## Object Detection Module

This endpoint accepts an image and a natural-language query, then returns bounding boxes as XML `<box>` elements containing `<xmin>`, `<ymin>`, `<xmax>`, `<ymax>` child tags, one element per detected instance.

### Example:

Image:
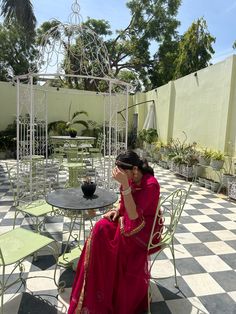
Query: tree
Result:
<box><xmin>174</xmin><ymin>18</ymin><xmax>215</xmax><ymax>79</ymax></box>
<box><xmin>0</xmin><ymin>0</ymin><xmax>36</xmax><ymax>38</ymax></box>
<box><xmin>36</xmin><ymin>0</ymin><xmax>182</xmax><ymax>90</ymax></box>
<box><xmin>149</xmin><ymin>38</ymin><xmax>180</xmax><ymax>87</ymax></box>
<box><xmin>0</xmin><ymin>21</ymin><xmax>38</xmax><ymax>80</ymax></box>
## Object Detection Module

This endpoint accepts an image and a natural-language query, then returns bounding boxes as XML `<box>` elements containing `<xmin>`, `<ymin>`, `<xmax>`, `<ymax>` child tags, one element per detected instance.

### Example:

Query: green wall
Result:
<box><xmin>1</xmin><ymin>54</ymin><xmax>236</xmax><ymax>155</ymax></box>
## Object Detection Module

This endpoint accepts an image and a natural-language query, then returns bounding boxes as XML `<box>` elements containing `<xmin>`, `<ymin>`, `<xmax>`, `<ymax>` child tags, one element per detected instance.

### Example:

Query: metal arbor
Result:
<box><xmin>14</xmin><ymin>0</ymin><xmax>131</xmax><ymax>190</ymax></box>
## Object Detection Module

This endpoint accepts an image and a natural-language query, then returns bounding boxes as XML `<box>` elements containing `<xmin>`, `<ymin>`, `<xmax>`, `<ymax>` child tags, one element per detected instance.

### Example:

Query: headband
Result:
<box><xmin>115</xmin><ymin>160</ymin><xmax>134</xmax><ymax>168</ymax></box>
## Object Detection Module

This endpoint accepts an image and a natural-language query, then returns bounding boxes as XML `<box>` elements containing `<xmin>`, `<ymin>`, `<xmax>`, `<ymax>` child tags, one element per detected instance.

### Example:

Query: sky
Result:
<box><xmin>30</xmin><ymin>0</ymin><xmax>236</xmax><ymax>64</ymax></box>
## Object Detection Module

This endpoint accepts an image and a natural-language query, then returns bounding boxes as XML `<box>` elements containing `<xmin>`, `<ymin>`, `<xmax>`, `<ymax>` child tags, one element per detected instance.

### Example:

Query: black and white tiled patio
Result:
<box><xmin>0</xmin><ymin>160</ymin><xmax>236</xmax><ymax>314</ymax></box>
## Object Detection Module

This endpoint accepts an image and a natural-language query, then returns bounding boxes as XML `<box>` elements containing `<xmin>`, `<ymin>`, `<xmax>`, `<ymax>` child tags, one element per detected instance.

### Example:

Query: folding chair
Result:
<box><xmin>147</xmin><ymin>185</ymin><xmax>191</xmax><ymax>313</ymax></box>
<box><xmin>0</xmin><ymin>227</ymin><xmax>59</xmax><ymax>314</ymax></box>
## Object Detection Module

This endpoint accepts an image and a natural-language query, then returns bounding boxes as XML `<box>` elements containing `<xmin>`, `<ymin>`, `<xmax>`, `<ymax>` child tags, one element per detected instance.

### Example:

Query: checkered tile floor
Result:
<box><xmin>0</xmin><ymin>160</ymin><xmax>236</xmax><ymax>314</ymax></box>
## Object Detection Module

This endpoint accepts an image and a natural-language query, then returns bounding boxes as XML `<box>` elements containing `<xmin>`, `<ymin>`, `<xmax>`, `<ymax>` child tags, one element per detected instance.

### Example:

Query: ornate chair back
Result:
<box><xmin>147</xmin><ymin>185</ymin><xmax>191</xmax><ymax>313</ymax></box>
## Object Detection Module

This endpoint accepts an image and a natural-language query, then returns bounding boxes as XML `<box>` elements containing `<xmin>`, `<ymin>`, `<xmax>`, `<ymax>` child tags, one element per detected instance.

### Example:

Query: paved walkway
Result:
<box><xmin>0</xmin><ymin>160</ymin><xmax>235</xmax><ymax>314</ymax></box>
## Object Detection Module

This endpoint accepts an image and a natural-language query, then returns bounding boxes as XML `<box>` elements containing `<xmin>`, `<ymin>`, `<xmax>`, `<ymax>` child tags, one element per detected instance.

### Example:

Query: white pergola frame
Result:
<box><xmin>15</xmin><ymin>72</ymin><xmax>131</xmax><ymax>191</ymax></box>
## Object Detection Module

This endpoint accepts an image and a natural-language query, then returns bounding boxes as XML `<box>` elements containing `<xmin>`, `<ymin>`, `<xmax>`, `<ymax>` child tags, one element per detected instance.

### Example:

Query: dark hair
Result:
<box><xmin>115</xmin><ymin>150</ymin><xmax>154</xmax><ymax>176</ymax></box>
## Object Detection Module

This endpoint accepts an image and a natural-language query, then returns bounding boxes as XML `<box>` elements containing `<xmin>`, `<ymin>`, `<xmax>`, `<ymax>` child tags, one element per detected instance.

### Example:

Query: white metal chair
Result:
<box><xmin>147</xmin><ymin>185</ymin><xmax>191</xmax><ymax>313</ymax></box>
<box><xmin>0</xmin><ymin>227</ymin><xmax>59</xmax><ymax>314</ymax></box>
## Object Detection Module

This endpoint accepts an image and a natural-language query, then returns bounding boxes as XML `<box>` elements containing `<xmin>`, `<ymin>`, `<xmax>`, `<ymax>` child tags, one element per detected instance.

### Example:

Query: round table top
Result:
<box><xmin>50</xmin><ymin>136</ymin><xmax>95</xmax><ymax>141</ymax></box>
<box><xmin>46</xmin><ymin>187</ymin><xmax>118</xmax><ymax>211</ymax></box>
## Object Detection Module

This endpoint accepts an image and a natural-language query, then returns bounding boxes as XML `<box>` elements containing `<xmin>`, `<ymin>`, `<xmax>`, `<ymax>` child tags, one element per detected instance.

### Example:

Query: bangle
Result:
<box><xmin>121</xmin><ymin>187</ymin><xmax>131</xmax><ymax>196</ymax></box>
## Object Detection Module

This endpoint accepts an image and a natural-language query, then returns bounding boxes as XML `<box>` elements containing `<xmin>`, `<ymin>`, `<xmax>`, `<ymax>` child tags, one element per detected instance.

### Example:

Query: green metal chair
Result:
<box><xmin>62</xmin><ymin>147</ymin><xmax>87</xmax><ymax>187</ymax></box>
<box><xmin>147</xmin><ymin>185</ymin><xmax>191</xmax><ymax>313</ymax></box>
<box><xmin>0</xmin><ymin>227</ymin><xmax>59</xmax><ymax>314</ymax></box>
<box><xmin>5</xmin><ymin>162</ymin><xmax>53</xmax><ymax>232</ymax></box>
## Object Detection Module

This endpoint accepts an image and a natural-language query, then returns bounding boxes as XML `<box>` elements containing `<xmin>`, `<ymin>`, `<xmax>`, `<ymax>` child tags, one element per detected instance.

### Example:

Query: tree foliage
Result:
<box><xmin>174</xmin><ymin>18</ymin><xmax>215</xmax><ymax>79</ymax></box>
<box><xmin>0</xmin><ymin>0</ymin><xmax>36</xmax><ymax>39</ymax></box>
<box><xmin>0</xmin><ymin>21</ymin><xmax>38</xmax><ymax>80</ymax></box>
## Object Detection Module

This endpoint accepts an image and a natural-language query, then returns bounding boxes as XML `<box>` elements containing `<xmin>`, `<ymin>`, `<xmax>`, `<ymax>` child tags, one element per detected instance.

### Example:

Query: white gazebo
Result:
<box><xmin>14</xmin><ymin>0</ymin><xmax>131</xmax><ymax>191</ymax></box>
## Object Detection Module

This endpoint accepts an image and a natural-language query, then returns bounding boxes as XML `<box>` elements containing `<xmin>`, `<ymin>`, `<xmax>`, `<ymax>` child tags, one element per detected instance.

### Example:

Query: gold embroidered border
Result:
<box><xmin>119</xmin><ymin>216</ymin><xmax>145</xmax><ymax>237</ymax></box>
<box><xmin>75</xmin><ymin>232</ymin><xmax>92</xmax><ymax>314</ymax></box>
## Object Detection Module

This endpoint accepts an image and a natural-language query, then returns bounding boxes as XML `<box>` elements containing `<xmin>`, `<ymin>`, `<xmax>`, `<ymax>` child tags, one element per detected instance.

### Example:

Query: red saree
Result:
<box><xmin>68</xmin><ymin>173</ymin><xmax>161</xmax><ymax>314</ymax></box>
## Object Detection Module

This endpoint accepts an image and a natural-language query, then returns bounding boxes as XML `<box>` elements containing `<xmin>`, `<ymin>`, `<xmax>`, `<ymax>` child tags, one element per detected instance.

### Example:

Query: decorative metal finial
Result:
<box><xmin>68</xmin><ymin>0</ymin><xmax>82</xmax><ymax>25</ymax></box>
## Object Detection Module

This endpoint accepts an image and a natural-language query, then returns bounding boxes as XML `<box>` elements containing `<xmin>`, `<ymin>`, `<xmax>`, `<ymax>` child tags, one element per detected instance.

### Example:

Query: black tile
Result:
<box><xmin>194</xmin><ymin>231</ymin><xmax>220</xmax><ymax>242</ymax></box>
<box><xmin>201</xmin><ymin>222</ymin><xmax>226</xmax><ymax>231</ymax></box>
<box><xmin>150</xmin><ymin>301</ymin><xmax>172</xmax><ymax>314</ymax></box>
<box><xmin>189</xmin><ymin>203</ymin><xmax>210</xmax><ymax>209</ymax></box>
<box><xmin>211</xmin><ymin>271</ymin><xmax>236</xmax><ymax>292</ymax></box>
<box><xmin>208</xmin><ymin>214</ymin><xmax>231</xmax><ymax>221</ymax></box>
<box><xmin>157</xmin><ymin>277</ymin><xmax>195</xmax><ymax>299</ymax></box>
<box><xmin>183</xmin><ymin>243</ymin><xmax>214</xmax><ymax>257</ymax></box>
<box><xmin>180</xmin><ymin>216</ymin><xmax>196</xmax><ymax>224</ymax></box>
<box><xmin>30</xmin><ymin>255</ymin><xmax>57</xmax><ymax>271</ymax></box>
<box><xmin>175</xmin><ymin>258</ymin><xmax>206</xmax><ymax>275</ymax></box>
<box><xmin>213</xmin><ymin>208</ymin><xmax>235</xmax><ymax>214</ymax></box>
<box><xmin>175</xmin><ymin>225</ymin><xmax>192</xmax><ymax>233</ymax></box>
<box><xmin>18</xmin><ymin>292</ymin><xmax>58</xmax><ymax>314</ymax></box>
<box><xmin>0</xmin><ymin>218</ymin><xmax>23</xmax><ymax>226</ymax></box>
<box><xmin>184</xmin><ymin>210</ymin><xmax>204</xmax><ymax>216</ymax></box>
<box><xmin>200</xmin><ymin>293</ymin><xmax>236</xmax><ymax>314</ymax></box>
<box><xmin>225</xmin><ymin>240</ymin><xmax>236</xmax><ymax>250</ymax></box>
<box><xmin>220</xmin><ymin>253</ymin><xmax>236</xmax><ymax>269</ymax></box>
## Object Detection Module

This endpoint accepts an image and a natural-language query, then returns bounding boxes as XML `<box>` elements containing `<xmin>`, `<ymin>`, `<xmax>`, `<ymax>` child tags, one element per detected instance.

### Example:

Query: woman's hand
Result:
<box><xmin>112</xmin><ymin>166</ymin><xmax>129</xmax><ymax>188</ymax></box>
<box><xmin>103</xmin><ymin>209</ymin><xmax>119</xmax><ymax>221</ymax></box>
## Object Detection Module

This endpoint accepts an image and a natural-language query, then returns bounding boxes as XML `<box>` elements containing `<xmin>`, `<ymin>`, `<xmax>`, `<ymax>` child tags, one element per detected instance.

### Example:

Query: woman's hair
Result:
<box><xmin>115</xmin><ymin>150</ymin><xmax>154</xmax><ymax>176</ymax></box>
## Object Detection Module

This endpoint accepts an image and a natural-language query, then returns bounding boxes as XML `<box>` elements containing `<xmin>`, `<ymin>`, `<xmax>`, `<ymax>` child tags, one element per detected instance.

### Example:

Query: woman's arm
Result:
<box><xmin>112</xmin><ymin>166</ymin><xmax>138</xmax><ymax>220</ymax></box>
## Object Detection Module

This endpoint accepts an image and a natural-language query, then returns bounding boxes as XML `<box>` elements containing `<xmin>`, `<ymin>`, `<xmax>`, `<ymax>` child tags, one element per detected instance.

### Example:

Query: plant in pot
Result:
<box><xmin>210</xmin><ymin>150</ymin><xmax>225</xmax><ymax>170</ymax></box>
<box><xmin>48</xmin><ymin>102</ymin><xmax>88</xmax><ymax>135</ymax></box>
<box><xmin>198</xmin><ymin>148</ymin><xmax>213</xmax><ymax>166</ymax></box>
<box><xmin>81</xmin><ymin>177</ymin><xmax>97</xmax><ymax>197</ymax></box>
<box><xmin>67</xmin><ymin>127</ymin><xmax>77</xmax><ymax>138</ymax></box>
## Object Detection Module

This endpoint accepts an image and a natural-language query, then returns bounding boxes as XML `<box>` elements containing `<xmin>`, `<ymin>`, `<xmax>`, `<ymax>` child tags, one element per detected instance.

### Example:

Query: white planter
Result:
<box><xmin>210</xmin><ymin>159</ymin><xmax>224</xmax><ymax>170</ymax></box>
<box><xmin>198</xmin><ymin>156</ymin><xmax>210</xmax><ymax>166</ymax></box>
<box><xmin>228</xmin><ymin>181</ymin><xmax>236</xmax><ymax>200</ymax></box>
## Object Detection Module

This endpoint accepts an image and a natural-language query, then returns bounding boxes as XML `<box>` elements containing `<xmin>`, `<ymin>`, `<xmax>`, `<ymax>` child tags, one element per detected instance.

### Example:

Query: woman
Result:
<box><xmin>68</xmin><ymin>150</ymin><xmax>161</xmax><ymax>314</ymax></box>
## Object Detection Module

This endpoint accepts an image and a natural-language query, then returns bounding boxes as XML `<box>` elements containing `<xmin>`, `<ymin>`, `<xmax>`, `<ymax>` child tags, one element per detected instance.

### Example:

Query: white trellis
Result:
<box><xmin>14</xmin><ymin>0</ymin><xmax>131</xmax><ymax>191</ymax></box>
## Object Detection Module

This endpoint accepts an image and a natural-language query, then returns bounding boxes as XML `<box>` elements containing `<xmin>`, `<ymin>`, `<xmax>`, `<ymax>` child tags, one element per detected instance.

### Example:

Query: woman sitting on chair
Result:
<box><xmin>68</xmin><ymin>150</ymin><xmax>162</xmax><ymax>314</ymax></box>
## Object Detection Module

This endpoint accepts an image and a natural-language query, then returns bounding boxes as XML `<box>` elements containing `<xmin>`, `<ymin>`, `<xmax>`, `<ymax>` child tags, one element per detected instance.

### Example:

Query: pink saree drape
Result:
<box><xmin>68</xmin><ymin>173</ymin><xmax>161</xmax><ymax>314</ymax></box>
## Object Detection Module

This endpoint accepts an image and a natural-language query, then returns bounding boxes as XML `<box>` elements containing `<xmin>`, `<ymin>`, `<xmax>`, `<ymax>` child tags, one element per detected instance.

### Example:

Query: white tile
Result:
<box><xmin>195</xmin><ymin>255</ymin><xmax>232</xmax><ymax>272</ymax></box>
<box><xmin>228</xmin><ymin>291</ymin><xmax>236</xmax><ymax>302</ymax></box>
<box><xmin>191</xmin><ymin>215</ymin><xmax>214</xmax><ymax>223</ymax></box>
<box><xmin>183</xmin><ymin>273</ymin><xmax>225</xmax><ymax>296</ymax></box>
<box><xmin>26</xmin><ymin>269</ymin><xmax>60</xmax><ymax>292</ymax></box>
<box><xmin>203</xmin><ymin>202</ymin><xmax>224</xmax><ymax>209</ymax></box>
<box><xmin>198</xmin><ymin>209</ymin><xmax>219</xmax><ymax>215</ymax></box>
<box><xmin>184</xmin><ymin>223</ymin><xmax>209</xmax><ymax>232</ymax></box>
<box><xmin>218</xmin><ymin>220</ymin><xmax>236</xmax><ymax>230</ymax></box>
<box><xmin>187</xmin><ymin>199</ymin><xmax>202</xmax><ymax>205</ymax></box>
<box><xmin>204</xmin><ymin>241</ymin><xmax>235</xmax><ymax>255</ymax></box>
<box><xmin>164</xmin><ymin>244</ymin><xmax>192</xmax><ymax>259</ymax></box>
<box><xmin>224</xmin><ymin>213</ymin><xmax>236</xmax><ymax>221</ymax></box>
<box><xmin>184</xmin><ymin>204</ymin><xmax>197</xmax><ymax>210</ymax></box>
<box><xmin>175</xmin><ymin>233</ymin><xmax>201</xmax><ymax>244</ymax></box>
<box><xmin>212</xmin><ymin>230</ymin><xmax>236</xmax><ymax>241</ymax></box>
<box><xmin>150</xmin><ymin>259</ymin><xmax>180</xmax><ymax>279</ymax></box>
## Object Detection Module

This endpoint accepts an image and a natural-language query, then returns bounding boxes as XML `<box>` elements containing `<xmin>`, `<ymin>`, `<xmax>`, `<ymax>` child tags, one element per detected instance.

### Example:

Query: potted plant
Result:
<box><xmin>198</xmin><ymin>148</ymin><xmax>213</xmax><ymax>166</ymax></box>
<box><xmin>81</xmin><ymin>177</ymin><xmax>97</xmax><ymax>197</ymax></box>
<box><xmin>48</xmin><ymin>102</ymin><xmax>89</xmax><ymax>135</ymax></box>
<box><xmin>210</xmin><ymin>151</ymin><xmax>225</xmax><ymax>170</ymax></box>
<box><xmin>67</xmin><ymin>127</ymin><xmax>77</xmax><ymax>138</ymax></box>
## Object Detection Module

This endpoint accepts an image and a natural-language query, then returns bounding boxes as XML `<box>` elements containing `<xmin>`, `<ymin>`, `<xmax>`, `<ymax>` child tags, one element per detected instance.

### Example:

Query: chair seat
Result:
<box><xmin>0</xmin><ymin>228</ymin><xmax>54</xmax><ymax>266</ymax></box>
<box><xmin>18</xmin><ymin>200</ymin><xmax>53</xmax><ymax>217</ymax></box>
